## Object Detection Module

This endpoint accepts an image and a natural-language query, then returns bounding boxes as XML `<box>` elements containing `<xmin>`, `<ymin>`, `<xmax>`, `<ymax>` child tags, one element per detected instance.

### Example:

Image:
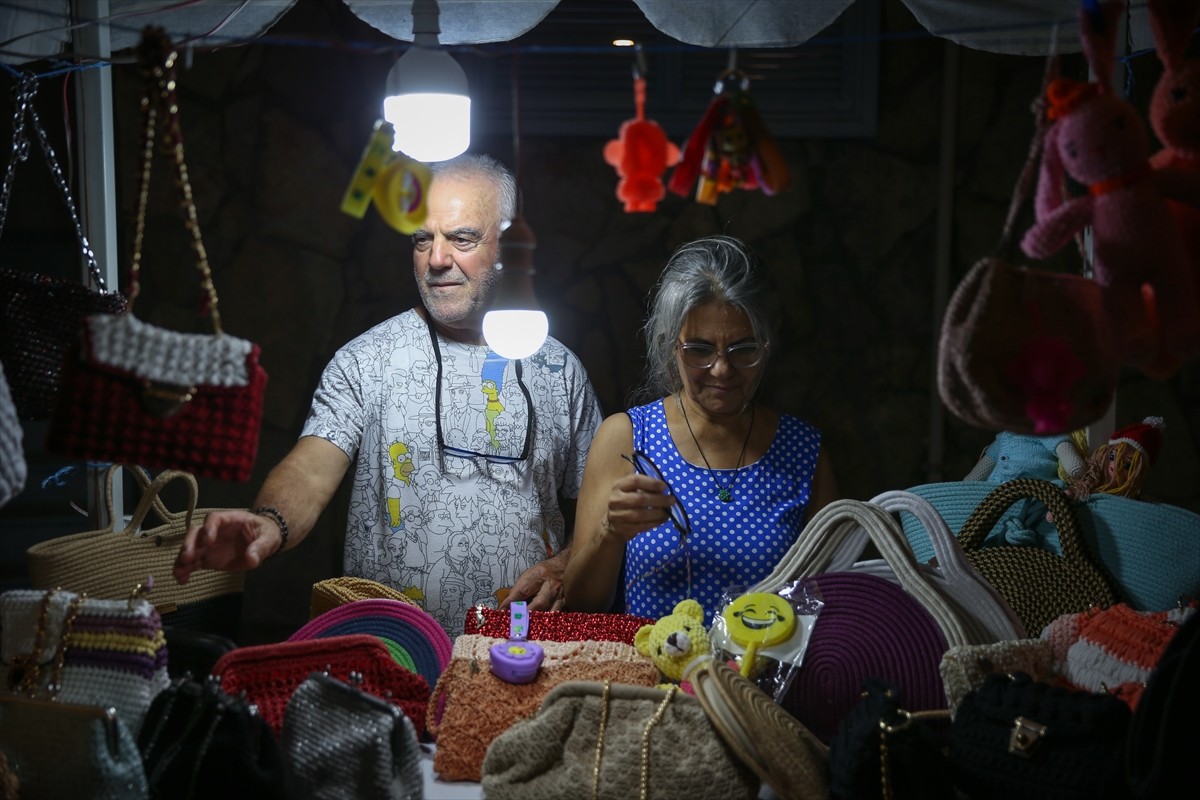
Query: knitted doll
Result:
<box><xmin>964</xmin><ymin>431</ymin><xmax>1086</xmax><ymax>485</ymax></box>
<box><xmin>1065</xmin><ymin>416</ymin><xmax>1165</xmax><ymax>502</ymax></box>
<box><xmin>604</xmin><ymin>74</ymin><xmax>680</xmax><ymax>213</ymax></box>
<box><xmin>1020</xmin><ymin>1</ymin><xmax>1200</xmax><ymax>378</ymax></box>
<box><xmin>1147</xmin><ymin>0</ymin><xmax>1200</xmax><ymax>343</ymax></box>
<box><xmin>634</xmin><ymin>599</ymin><xmax>712</xmax><ymax>693</ymax></box>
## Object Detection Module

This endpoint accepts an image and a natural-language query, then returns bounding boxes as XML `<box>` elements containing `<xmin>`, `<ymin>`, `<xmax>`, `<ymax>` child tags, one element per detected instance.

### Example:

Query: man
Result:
<box><xmin>174</xmin><ymin>153</ymin><xmax>602</xmax><ymax>635</ymax></box>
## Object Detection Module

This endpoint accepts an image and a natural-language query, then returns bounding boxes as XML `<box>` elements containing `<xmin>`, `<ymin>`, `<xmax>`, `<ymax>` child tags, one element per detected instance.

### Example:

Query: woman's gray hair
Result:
<box><xmin>430</xmin><ymin>153</ymin><xmax>519</xmax><ymax>228</ymax></box>
<box><xmin>636</xmin><ymin>235</ymin><xmax>775</xmax><ymax>401</ymax></box>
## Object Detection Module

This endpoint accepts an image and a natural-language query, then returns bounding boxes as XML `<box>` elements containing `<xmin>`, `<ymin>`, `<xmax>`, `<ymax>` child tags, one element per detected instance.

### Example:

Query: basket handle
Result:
<box><xmin>118</xmin><ymin>467</ymin><xmax>200</xmax><ymax>537</ymax></box>
<box><xmin>750</xmin><ymin>499</ymin><xmax>973</xmax><ymax>647</ymax></box>
<box><xmin>957</xmin><ymin>478</ymin><xmax>1087</xmax><ymax>564</ymax></box>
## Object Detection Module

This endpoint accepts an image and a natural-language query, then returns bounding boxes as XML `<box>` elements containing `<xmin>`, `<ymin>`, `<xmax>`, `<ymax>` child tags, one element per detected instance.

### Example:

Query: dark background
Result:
<box><xmin>2</xmin><ymin>0</ymin><xmax>1197</xmax><ymax>643</ymax></box>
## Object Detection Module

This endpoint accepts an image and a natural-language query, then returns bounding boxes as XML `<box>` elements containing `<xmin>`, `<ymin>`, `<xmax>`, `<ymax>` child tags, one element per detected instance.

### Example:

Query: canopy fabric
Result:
<box><xmin>0</xmin><ymin>0</ymin><xmax>1157</xmax><ymax>64</ymax></box>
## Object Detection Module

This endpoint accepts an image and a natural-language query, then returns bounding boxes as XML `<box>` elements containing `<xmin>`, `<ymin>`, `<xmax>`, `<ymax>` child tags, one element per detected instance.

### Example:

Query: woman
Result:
<box><xmin>563</xmin><ymin>236</ymin><xmax>839</xmax><ymax>623</ymax></box>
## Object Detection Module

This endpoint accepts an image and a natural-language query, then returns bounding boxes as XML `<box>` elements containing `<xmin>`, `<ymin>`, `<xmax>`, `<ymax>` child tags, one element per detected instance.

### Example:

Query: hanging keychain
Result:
<box><xmin>489</xmin><ymin>601</ymin><xmax>544</xmax><ymax>684</ymax></box>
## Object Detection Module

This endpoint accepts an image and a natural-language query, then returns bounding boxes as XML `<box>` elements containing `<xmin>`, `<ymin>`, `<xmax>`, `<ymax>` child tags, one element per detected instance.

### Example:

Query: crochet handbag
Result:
<box><xmin>281</xmin><ymin>672</ymin><xmax>423</xmax><ymax>800</ymax></box>
<box><xmin>482</xmin><ymin>679</ymin><xmax>759</xmax><ymax>800</ymax></box>
<box><xmin>0</xmin><ymin>73</ymin><xmax>127</xmax><ymax>421</ymax></box>
<box><xmin>0</xmin><ymin>361</ymin><xmax>25</xmax><ymax>510</ymax></box>
<box><xmin>25</xmin><ymin>465</ymin><xmax>244</xmax><ymax>641</ymax></box>
<box><xmin>956</xmin><ymin>479</ymin><xmax>1122</xmax><ymax>636</ymax></box>
<box><xmin>45</xmin><ymin>30</ymin><xmax>266</xmax><ymax>482</ymax></box>
<box><xmin>949</xmin><ymin>672</ymin><xmax>1134</xmax><ymax>800</ymax></box>
<box><xmin>0</xmin><ymin>693</ymin><xmax>148</xmax><ymax>800</ymax></box>
<box><xmin>828</xmin><ymin>678</ymin><xmax>954</xmax><ymax>800</ymax></box>
<box><xmin>741</xmin><ymin>499</ymin><xmax>973</xmax><ymax>743</ymax></box>
<box><xmin>0</xmin><ymin>586</ymin><xmax>170</xmax><ymax>736</ymax></box>
<box><xmin>462</xmin><ymin>605</ymin><xmax>655</xmax><ymax>645</ymax></box>
<box><xmin>210</xmin><ymin>633</ymin><xmax>430</xmax><ymax>737</ymax></box>
<box><xmin>1125</xmin><ymin>607</ymin><xmax>1200</xmax><ymax>799</ymax></box>
<box><xmin>900</xmin><ymin>480</ymin><xmax>1200</xmax><ymax>613</ymax></box>
<box><xmin>939</xmin><ymin>638</ymin><xmax>1055</xmax><ymax>713</ymax></box>
<box><xmin>427</xmin><ymin>633</ymin><xmax>660</xmax><ymax>783</ymax></box>
<box><xmin>138</xmin><ymin>676</ymin><xmax>286</xmax><ymax>800</ymax></box>
<box><xmin>937</xmin><ymin>55</ymin><xmax>1115</xmax><ymax>436</ymax></box>
<box><xmin>288</xmin><ymin>598</ymin><xmax>453</xmax><ymax>693</ymax></box>
<box><xmin>827</xmin><ymin>489</ymin><xmax>1027</xmax><ymax>643</ymax></box>
<box><xmin>1040</xmin><ymin>602</ymin><xmax>1196</xmax><ymax>709</ymax></box>
<box><xmin>690</xmin><ymin>660</ymin><xmax>831</xmax><ymax>800</ymax></box>
<box><xmin>308</xmin><ymin>576</ymin><xmax>419</xmax><ymax>620</ymax></box>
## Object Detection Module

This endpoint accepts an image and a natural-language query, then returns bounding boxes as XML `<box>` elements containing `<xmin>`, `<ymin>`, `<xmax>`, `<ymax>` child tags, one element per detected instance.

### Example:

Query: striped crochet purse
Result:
<box><xmin>0</xmin><ymin>587</ymin><xmax>170</xmax><ymax>735</ymax></box>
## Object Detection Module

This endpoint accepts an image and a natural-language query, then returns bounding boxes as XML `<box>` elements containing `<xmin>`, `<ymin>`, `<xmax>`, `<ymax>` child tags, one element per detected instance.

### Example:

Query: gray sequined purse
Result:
<box><xmin>281</xmin><ymin>672</ymin><xmax>423</xmax><ymax>800</ymax></box>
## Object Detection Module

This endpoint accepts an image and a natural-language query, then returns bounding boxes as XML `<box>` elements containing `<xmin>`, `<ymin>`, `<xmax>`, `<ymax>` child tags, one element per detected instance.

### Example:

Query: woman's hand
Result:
<box><xmin>600</xmin><ymin>472</ymin><xmax>677</xmax><ymax>544</ymax></box>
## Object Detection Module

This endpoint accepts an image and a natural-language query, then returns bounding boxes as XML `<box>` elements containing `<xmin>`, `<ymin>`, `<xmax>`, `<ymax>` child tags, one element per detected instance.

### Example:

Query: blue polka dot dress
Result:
<box><xmin>623</xmin><ymin>398</ymin><xmax>822</xmax><ymax>625</ymax></box>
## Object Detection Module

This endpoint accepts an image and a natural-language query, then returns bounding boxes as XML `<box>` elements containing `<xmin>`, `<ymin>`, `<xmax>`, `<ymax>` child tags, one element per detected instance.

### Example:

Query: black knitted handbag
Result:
<box><xmin>950</xmin><ymin>671</ymin><xmax>1133</xmax><ymax>800</ymax></box>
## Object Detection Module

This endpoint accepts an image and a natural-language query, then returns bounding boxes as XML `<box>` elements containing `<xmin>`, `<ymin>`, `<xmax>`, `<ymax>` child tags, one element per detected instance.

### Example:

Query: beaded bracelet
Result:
<box><xmin>252</xmin><ymin>505</ymin><xmax>289</xmax><ymax>558</ymax></box>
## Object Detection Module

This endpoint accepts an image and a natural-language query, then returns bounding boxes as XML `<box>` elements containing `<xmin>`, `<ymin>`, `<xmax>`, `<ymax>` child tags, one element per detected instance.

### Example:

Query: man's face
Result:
<box><xmin>412</xmin><ymin>173</ymin><xmax>502</xmax><ymax>338</ymax></box>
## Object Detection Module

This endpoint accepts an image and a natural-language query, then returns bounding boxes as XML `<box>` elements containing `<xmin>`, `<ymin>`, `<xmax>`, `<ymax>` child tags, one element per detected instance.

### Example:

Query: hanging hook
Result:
<box><xmin>631</xmin><ymin>44</ymin><xmax>647</xmax><ymax>81</ymax></box>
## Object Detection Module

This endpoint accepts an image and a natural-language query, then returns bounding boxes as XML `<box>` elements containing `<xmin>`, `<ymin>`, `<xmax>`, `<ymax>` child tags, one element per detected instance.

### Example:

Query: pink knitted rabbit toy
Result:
<box><xmin>1147</xmin><ymin>0</ymin><xmax>1200</xmax><ymax>335</ymax></box>
<box><xmin>1020</xmin><ymin>0</ymin><xmax>1200</xmax><ymax>379</ymax></box>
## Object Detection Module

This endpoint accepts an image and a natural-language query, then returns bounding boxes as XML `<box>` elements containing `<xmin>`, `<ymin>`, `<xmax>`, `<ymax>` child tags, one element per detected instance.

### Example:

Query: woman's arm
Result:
<box><xmin>563</xmin><ymin>412</ymin><xmax>676</xmax><ymax>612</ymax></box>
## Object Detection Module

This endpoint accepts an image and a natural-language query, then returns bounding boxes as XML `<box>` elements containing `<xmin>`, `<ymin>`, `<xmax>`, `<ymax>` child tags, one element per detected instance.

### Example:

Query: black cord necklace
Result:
<box><xmin>677</xmin><ymin>395</ymin><xmax>755</xmax><ymax>503</ymax></box>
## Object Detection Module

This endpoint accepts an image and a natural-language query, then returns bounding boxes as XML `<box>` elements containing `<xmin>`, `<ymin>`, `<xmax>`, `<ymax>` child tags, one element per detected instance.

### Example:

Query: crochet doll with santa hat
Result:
<box><xmin>1065</xmin><ymin>417</ymin><xmax>1165</xmax><ymax>503</ymax></box>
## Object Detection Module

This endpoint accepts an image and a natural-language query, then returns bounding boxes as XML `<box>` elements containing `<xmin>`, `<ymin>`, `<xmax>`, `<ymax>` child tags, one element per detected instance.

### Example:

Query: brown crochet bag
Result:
<box><xmin>482</xmin><ymin>679</ymin><xmax>759</xmax><ymax>800</ymax></box>
<box><xmin>937</xmin><ymin>55</ymin><xmax>1116</xmax><ymax>436</ymax></box>
<box><xmin>426</xmin><ymin>634</ymin><xmax>659</xmax><ymax>782</ymax></box>
<box><xmin>308</xmin><ymin>576</ymin><xmax>418</xmax><ymax>619</ymax></box>
<box><xmin>957</xmin><ymin>478</ymin><xmax>1121</xmax><ymax>637</ymax></box>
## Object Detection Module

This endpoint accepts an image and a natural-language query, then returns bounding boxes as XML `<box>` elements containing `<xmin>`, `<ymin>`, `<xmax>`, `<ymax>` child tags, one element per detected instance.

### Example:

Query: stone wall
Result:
<box><xmin>5</xmin><ymin>0</ymin><xmax>1197</xmax><ymax>643</ymax></box>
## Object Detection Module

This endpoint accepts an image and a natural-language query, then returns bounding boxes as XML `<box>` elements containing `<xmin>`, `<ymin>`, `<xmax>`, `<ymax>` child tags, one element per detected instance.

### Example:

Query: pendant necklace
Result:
<box><xmin>677</xmin><ymin>395</ymin><xmax>755</xmax><ymax>503</ymax></box>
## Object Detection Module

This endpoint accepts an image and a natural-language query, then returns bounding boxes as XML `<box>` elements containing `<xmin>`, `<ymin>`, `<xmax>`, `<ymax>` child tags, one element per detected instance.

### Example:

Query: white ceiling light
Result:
<box><xmin>382</xmin><ymin>0</ymin><xmax>470</xmax><ymax>162</ymax></box>
<box><xmin>483</xmin><ymin>217</ymin><xmax>548</xmax><ymax>360</ymax></box>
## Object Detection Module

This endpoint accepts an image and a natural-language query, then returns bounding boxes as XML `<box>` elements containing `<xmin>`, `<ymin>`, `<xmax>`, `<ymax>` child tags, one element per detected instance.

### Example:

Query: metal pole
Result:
<box><xmin>71</xmin><ymin>0</ymin><xmax>122</xmax><ymax>528</ymax></box>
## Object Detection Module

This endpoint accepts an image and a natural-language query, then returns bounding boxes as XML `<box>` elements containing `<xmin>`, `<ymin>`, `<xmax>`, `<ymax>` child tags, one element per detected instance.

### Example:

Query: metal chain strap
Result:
<box><xmin>0</xmin><ymin>74</ymin><xmax>108</xmax><ymax>291</ymax></box>
<box><xmin>131</xmin><ymin>28</ymin><xmax>222</xmax><ymax>332</ymax></box>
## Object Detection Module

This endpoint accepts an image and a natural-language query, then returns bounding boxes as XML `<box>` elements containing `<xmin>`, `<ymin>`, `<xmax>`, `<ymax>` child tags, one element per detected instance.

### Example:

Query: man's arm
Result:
<box><xmin>174</xmin><ymin>436</ymin><xmax>351</xmax><ymax>581</ymax></box>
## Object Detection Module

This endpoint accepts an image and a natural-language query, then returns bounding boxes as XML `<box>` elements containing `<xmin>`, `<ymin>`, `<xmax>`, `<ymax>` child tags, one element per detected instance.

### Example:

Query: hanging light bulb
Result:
<box><xmin>382</xmin><ymin>0</ymin><xmax>470</xmax><ymax>163</ymax></box>
<box><xmin>483</xmin><ymin>216</ymin><xmax>548</xmax><ymax>359</ymax></box>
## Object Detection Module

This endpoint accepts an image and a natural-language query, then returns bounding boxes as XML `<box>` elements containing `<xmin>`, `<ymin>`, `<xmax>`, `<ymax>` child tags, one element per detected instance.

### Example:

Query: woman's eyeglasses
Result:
<box><xmin>675</xmin><ymin>341</ymin><xmax>765</xmax><ymax>370</ymax></box>
<box><xmin>621</xmin><ymin>451</ymin><xmax>690</xmax><ymax>541</ymax></box>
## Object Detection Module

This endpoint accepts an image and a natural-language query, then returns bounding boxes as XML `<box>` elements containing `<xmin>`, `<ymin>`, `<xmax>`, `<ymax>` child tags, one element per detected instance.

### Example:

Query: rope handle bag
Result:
<box><xmin>956</xmin><ymin>478</ymin><xmax>1121</xmax><ymax>637</ymax></box>
<box><xmin>750</xmin><ymin>499</ymin><xmax>973</xmax><ymax>649</ymax></box>
<box><xmin>26</xmin><ymin>464</ymin><xmax>244</xmax><ymax>616</ymax></box>
<box><xmin>740</xmin><ymin>499</ymin><xmax>972</xmax><ymax>743</ymax></box>
<box><xmin>825</xmin><ymin>490</ymin><xmax>1027</xmax><ymax>643</ymax></box>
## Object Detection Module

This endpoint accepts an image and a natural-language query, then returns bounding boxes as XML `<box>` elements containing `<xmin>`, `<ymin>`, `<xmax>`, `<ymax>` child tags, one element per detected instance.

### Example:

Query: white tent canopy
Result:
<box><xmin>0</xmin><ymin>0</ymin><xmax>1157</xmax><ymax>63</ymax></box>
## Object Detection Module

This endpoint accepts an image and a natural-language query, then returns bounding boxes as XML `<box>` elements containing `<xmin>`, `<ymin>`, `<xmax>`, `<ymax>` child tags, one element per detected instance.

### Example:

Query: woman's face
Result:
<box><xmin>675</xmin><ymin>301</ymin><xmax>763</xmax><ymax>416</ymax></box>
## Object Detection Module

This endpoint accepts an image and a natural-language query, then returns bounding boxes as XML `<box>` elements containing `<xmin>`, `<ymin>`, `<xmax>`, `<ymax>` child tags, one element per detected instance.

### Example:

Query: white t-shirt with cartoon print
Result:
<box><xmin>302</xmin><ymin>309</ymin><xmax>602</xmax><ymax>635</ymax></box>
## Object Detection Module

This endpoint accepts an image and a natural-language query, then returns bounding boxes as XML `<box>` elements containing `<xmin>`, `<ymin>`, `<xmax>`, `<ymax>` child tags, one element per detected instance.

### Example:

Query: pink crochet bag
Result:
<box><xmin>426</xmin><ymin>634</ymin><xmax>659</xmax><ymax>782</ymax></box>
<box><xmin>938</xmin><ymin>52</ymin><xmax>1115</xmax><ymax>436</ymax></box>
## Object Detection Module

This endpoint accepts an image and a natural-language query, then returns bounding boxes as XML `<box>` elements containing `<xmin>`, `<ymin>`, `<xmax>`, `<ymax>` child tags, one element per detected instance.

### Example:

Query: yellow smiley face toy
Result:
<box><xmin>722</xmin><ymin>592</ymin><xmax>797</xmax><ymax>678</ymax></box>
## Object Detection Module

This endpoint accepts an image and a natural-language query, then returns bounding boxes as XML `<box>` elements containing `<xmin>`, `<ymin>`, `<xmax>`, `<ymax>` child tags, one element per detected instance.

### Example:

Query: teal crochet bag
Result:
<box><xmin>900</xmin><ymin>480</ymin><xmax>1200</xmax><ymax>613</ymax></box>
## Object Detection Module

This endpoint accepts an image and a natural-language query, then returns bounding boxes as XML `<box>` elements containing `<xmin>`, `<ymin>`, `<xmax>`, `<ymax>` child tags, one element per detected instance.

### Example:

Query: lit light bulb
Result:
<box><xmin>381</xmin><ymin>0</ymin><xmax>470</xmax><ymax>163</ymax></box>
<box><xmin>483</xmin><ymin>216</ymin><xmax>548</xmax><ymax>359</ymax></box>
<box><xmin>483</xmin><ymin>307</ymin><xmax>549</xmax><ymax>360</ymax></box>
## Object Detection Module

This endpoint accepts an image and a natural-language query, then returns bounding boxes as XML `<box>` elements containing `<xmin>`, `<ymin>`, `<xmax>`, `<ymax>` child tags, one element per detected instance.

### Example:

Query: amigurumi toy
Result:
<box><xmin>1066</xmin><ymin>416</ymin><xmax>1165</xmax><ymax>503</ymax></box>
<box><xmin>604</xmin><ymin>74</ymin><xmax>680</xmax><ymax>213</ymax></box>
<box><xmin>1147</xmin><ymin>0</ymin><xmax>1200</xmax><ymax>340</ymax></box>
<box><xmin>964</xmin><ymin>431</ymin><xmax>1087</xmax><ymax>485</ymax></box>
<box><xmin>1020</xmin><ymin>0</ymin><xmax>1200</xmax><ymax>378</ymax></box>
<box><xmin>634</xmin><ymin>598</ymin><xmax>712</xmax><ymax>693</ymax></box>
